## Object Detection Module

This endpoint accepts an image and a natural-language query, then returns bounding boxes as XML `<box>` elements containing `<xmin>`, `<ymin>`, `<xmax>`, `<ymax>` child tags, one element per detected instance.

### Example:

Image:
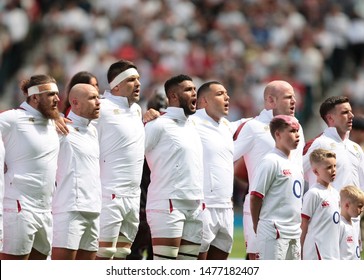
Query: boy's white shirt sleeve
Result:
<box><xmin>250</xmin><ymin>157</ymin><xmax>275</xmax><ymax>197</ymax></box>
<box><xmin>301</xmin><ymin>188</ymin><xmax>318</xmax><ymax>219</ymax></box>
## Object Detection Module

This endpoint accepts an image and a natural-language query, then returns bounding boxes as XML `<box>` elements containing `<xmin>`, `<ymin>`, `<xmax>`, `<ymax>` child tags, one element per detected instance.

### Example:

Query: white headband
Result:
<box><xmin>109</xmin><ymin>68</ymin><xmax>139</xmax><ymax>89</ymax></box>
<box><xmin>28</xmin><ymin>83</ymin><xmax>59</xmax><ymax>96</ymax></box>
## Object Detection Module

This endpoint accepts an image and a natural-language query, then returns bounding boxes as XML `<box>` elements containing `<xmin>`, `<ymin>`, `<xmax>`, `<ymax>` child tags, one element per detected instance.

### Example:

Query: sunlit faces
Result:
<box><xmin>205</xmin><ymin>83</ymin><xmax>229</xmax><ymax>122</ymax></box>
<box><xmin>273</xmin><ymin>90</ymin><xmax>296</xmax><ymax>117</ymax></box>
<box><xmin>276</xmin><ymin>126</ymin><xmax>300</xmax><ymax>156</ymax></box>
<box><xmin>346</xmin><ymin>200</ymin><xmax>364</xmax><ymax>218</ymax></box>
<box><xmin>89</xmin><ymin>77</ymin><xmax>99</xmax><ymax>92</ymax></box>
<box><xmin>176</xmin><ymin>80</ymin><xmax>197</xmax><ymax>116</ymax></box>
<box><xmin>114</xmin><ymin>74</ymin><xmax>141</xmax><ymax>105</ymax></box>
<box><xmin>78</xmin><ymin>86</ymin><xmax>101</xmax><ymax>120</ymax></box>
<box><xmin>312</xmin><ymin>157</ymin><xmax>336</xmax><ymax>187</ymax></box>
<box><xmin>37</xmin><ymin>91</ymin><xmax>60</xmax><ymax>120</ymax></box>
<box><xmin>327</xmin><ymin>102</ymin><xmax>354</xmax><ymax>135</ymax></box>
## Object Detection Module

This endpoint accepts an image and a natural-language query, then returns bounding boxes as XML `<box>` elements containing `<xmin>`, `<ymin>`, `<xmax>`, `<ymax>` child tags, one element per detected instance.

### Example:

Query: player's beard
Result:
<box><xmin>178</xmin><ymin>96</ymin><xmax>196</xmax><ymax>116</ymax></box>
<box><xmin>38</xmin><ymin>100</ymin><xmax>60</xmax><ymax>120</ymax></box>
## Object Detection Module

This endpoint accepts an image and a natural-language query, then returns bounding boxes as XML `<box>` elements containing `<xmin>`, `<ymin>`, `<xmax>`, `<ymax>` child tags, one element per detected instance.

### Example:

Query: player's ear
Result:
<box><xmin>274</xmin><ymin>130</ymin><xmax>280</xmax><ymax>140</ymax></box>
<box><xmin>312</xmin><ymin>167</ymin><xmax>319</xmax><ymax>176</ymax></box>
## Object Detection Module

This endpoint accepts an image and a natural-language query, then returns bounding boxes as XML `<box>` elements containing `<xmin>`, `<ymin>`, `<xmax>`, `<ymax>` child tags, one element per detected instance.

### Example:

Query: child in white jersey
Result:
<box><xmin>339</xmin><ymin>185</ymin><xmax>364</xmax><ymax>260</ymax></box>
<box><xmin>250</xmin><ymin>115</ymin><xmax>303</xmax><ymax>260</ymax></box>
<box><xmin>301</xmin><ymin>148</ymin><xmax>340</xmax><ymax>259</ymax></box>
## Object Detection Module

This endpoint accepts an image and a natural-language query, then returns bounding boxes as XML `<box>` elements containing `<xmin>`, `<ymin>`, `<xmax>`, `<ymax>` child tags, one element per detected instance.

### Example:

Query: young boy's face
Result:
<box><xmin>313</xmin><ymin>157</ymin><xmax>336</xmax><ymax>186</ymax></box>
<box><xmin>279</xmin><ymin>125</ymin><xmax>300</xmax><ymax>151</ymax></box>
<box><xmin>346</xmin><ymin>200</ymin><xmax>364</xmax><ymax>218</ymax></box>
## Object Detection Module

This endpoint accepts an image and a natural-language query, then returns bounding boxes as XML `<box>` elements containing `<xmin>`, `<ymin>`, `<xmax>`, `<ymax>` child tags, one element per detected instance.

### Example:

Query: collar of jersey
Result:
<box><xmin>103</xmin><ymin>90</ymin><xmax>130</xmax><ymax>108</ymax></box>
<box><xmin>257</xmin><ymin>109</ymin><xmax>274</xmax><ymax>123</ymax></box>
<box><xmin>20</xmin><ymin>101</ymin><xmax>44</xmax><ymax>118</ymax></box>
<box><xmin>324</xmin><ymin>127</ymin><xmax>350</xmax><ymax>142</ymax></box>
<box><xmin>164</xmin><ymin>107</ymin><xmax>189</xmax><ymax>122</ymax></box>
<box><xmin>194</xmin><ymin>108</ymin><xmax>220</xmax><ymax>125</ymax></box>
<box><xmin>67</xmin><ymin>110</ymin><xmax>92</xmax><ymax>127</ymax></box>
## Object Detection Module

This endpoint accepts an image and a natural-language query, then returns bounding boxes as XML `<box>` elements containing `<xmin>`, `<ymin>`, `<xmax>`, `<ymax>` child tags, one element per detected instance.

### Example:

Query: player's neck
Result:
<box><xmin>340</xmin><ymin>212</ymin><xmax>352</xmax><ymax>225</ymax></box>
<box><xmin>317</xmin><ymin>179</ymin><xmax>330</xmax><ymax>188</ymax></box>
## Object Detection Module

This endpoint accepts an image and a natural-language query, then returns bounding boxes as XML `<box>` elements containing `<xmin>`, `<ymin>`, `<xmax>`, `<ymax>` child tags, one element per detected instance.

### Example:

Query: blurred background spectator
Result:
<box><xmin>1</xmin><ymin>0</ymin><xmax>364</xmax><ymax>176</ymax></box>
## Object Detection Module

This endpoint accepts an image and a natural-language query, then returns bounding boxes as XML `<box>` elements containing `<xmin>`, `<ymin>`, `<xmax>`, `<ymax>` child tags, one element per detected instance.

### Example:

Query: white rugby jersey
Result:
<box><xmin>0</xmin><ymin>102</ymin><xmax>59</xmax><ymax>212</ymax></box>
<box><xmin>192</xmin><ymin>109</ymin><xmax>240</xmax><ymax>208</ymax></box>
<box><xmin>301</xmin><ymin>183</ymin><xmax>341</xmax><ymax>260</ymax></box>
<box><xmin>250</xmin><ymin>148</ymin><xmax>304</xmax><ymax>239</ymax></box>
<box><xmin>145</xmin><ymin>107</ymin><xmax>204</xmax><ymax>209</ymax></box>
<box><xmin>53</xmin><ymin>111</ymin><xmax>101</xmax><ymax>213</ymax></box>
<box><xmin>0</xmin><ymin>132</ymin><xmax>4</xmax><ymax>250</ymax></box>
<box><xmin>339</xmin><ymin>216</ymin><xmax>361</xmax><ymax>260</ymax></box>
<box><xmin>303</xmin><ymin>127</ymin><xmax>364</xmax><ymax>191</ymax></box>
<box><xmin>93</xmin><ymin>91</ymin><xmax>145</xmax><ymax>198</ymax></box>
<box><xmin>234</xmin><ymin>109</ymin><xmax>305</xmax><ymax>213</ymax></box>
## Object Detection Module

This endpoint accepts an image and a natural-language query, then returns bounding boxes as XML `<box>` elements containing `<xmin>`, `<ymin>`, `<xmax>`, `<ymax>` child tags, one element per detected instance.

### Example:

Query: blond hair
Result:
<box><xmin>309</xmin><ymin>148</ymin><xmax>336</xmax><ymax>165</ymax></box>
<box><xmin>340</xmin><ymin>185</ymin><xmax>364</xmax><ymax>204</ymax></box>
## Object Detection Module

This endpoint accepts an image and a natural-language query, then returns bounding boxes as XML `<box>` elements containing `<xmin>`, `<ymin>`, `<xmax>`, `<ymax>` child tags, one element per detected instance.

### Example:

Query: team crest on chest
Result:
<box><xmin>282</xmin><ymin>169</ymin><xmax>291</xmax><ymax>176</ymax></box>
<box><xmin>321</xmin><ymin>200</ymin><xmax>330</xmax><ymax>207</ymax></box>
<box><xmin>353</xmin><ymin>144</ymin><xmax>361</xmax><ymax>158</ymax></box>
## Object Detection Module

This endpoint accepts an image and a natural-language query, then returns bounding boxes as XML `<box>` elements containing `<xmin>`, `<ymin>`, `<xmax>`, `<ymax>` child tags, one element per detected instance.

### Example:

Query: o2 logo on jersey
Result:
<box><xmin>292</xmin><ymin>180</ymin><xmax>302</xmax><ymax>198</ymax></box>
<box><xmin>332</xmin><ymin>211</ymin><xmax>340</xmax><ymax>224</ymax></box>
<box><xmin>356</xmin><ymin>246</ymin><xmax>360</xmax><ymax>259</ymax></box>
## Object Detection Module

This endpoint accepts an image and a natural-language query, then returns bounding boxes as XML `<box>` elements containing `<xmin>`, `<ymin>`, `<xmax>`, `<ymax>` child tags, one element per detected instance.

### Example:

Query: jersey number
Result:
<box><xmin>293</xmin><ymin>180</ymin><xmax>302</xmax><ymax>198</ymax></box>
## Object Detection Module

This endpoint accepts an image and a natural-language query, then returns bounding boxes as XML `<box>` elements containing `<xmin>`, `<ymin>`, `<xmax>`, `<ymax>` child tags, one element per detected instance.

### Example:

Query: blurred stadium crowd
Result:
<box><xmin>1</xmin><ymin>0</ymin><xmax>364</xmax><ymax>133</ymax></box>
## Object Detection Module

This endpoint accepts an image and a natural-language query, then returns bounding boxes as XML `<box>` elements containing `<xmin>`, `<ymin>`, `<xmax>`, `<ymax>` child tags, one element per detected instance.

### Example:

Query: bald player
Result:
<box><xmin>233</xmin><ymin>80</ymin><xmax>305</xmax><ymax>259</ymax></box>
<box><xmin>52</xmin><ymin>83</ymin><xmax>102</xmax><ymax>260</ymax></box>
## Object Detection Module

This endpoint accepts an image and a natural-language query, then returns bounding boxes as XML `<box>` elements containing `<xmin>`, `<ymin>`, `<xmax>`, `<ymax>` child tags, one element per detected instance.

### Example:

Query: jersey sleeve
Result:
<box><xmin>355</xmin><ymin>143</ymin><xmax>364</xmax><ymax>191</ymax></box>
<box><xmin>303</xmin><ymin>138</ymin><xmax>323</xmax><ymax>184</ymax></box>
<box><xmin>233</xmin><ymin>121</ymin><xmax>254</xmax><ymax>161</ymax></box>
<box><xmin>301</xmin><ymin>188</ymin><xmax>318</xmax><ymax>220</ymax></box>
<box><xmin>249</xmin><ymin>156</ymin><xmax>276</xmax><ymax>198</ymax></box>
<box><xmin>144</xmin><ymin>119</ymin><xmax>162</xmax><ymax>153</ymax></box>
<box><xmin>230</xmin><ymin>117</ymin><xmax>251</xmax><ymax>135</ymax></box>
<box><xmin>0</xmin><ymin>109</ymin><xmax>17</xmax><ymax>135</ymax></box>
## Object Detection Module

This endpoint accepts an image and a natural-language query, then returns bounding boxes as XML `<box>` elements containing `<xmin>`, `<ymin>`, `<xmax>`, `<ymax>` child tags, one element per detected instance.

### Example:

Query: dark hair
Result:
<box><xmin>107</xmin><ymin>59</ymin><xmax>137</xmax><ymax>83</ymax></box>
<box><xmin>61</xmin><ymin>71</ymin><xmax>98</xmax><ymax>114</ymax></box>
<box><xmin>269</xmin><ymin>115</ymin><xmax>298</xmax><ymax>140</ymax></box>
<box><xmin>319</xmin><ymin>96</ymin><xmax>349</xmax><ymax>124</ymax></box>
<box><xmin>352</xmin><ymin>115</ymin><xmax>364</xmax><ymax>131</ymax></box>
<box><xmin>164</xmin><ymin>74</ymin><xmax>193</xmax><ymax>98</ymax></box>
<box><xmin>147</xmin><ymin>91</ymin><xmax>168</xmax><ymax>112</ymax></box>
<box><xmin>197</xmin><ymin>81</ymin><xmax>222</xmax><ymax>100</ymax></box>
<box><xmin>20</xmin><ymin>74</ymin><xmax>57</xmax><ymax>102</ymax></box>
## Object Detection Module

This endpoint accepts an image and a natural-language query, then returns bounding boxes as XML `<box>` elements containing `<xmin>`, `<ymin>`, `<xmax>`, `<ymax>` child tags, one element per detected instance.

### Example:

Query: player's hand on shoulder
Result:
<box><xmin>55</xmin><ymin>116</ymin><xmax>72</xmax><ymax>135</ymax></box>
<box><xmin>143</xmin><ymin>108</ymin><xmax>160</xmax><ymax>124</ymax></box>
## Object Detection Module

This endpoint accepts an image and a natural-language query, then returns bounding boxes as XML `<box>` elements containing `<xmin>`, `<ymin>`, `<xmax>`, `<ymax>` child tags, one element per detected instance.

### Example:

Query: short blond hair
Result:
<box><xmin>340</xmin><ymin>185</ymin><xmax>364</xmax><ymax>204</ymax></box>
<box><xmin>309</xmin><ymin>148</ymin><xmax>336</xmax><ymax>165</ymax></box>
